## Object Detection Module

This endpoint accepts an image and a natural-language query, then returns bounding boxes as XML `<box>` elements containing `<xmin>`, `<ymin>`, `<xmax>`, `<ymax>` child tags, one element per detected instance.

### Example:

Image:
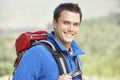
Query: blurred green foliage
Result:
<box><xmin>76</xmin><ymin>14</ymin><xmax>120</xmax><ymax>78</ymax></box>
<box><xmin>0</xmin><ymin>14</ymin><xmax>120</xmax><ymax>78</ymax></box>
<box><xmin>0</xmin><ymin>35</ymin><xmax>17</xmax><ymax>76</ymax></box>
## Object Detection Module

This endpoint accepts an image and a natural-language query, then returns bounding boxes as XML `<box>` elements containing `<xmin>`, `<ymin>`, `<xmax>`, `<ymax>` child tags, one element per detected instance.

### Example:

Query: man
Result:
<box><xmin>13</xmin><ymin>2</ymin><xmax>84</xmax><ymax>80</ymax></box>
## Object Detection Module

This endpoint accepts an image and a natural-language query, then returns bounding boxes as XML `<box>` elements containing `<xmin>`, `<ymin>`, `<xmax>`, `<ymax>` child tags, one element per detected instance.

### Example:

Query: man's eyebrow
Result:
<box><xmin>74</xmin><ymin>22</ymin><xmax>80</xmax><ymax>25</ymax></box>
<box><xmin>63</xmin><ymin>20</ymin><xmax>70</xmax><ymax>22</ymax></box>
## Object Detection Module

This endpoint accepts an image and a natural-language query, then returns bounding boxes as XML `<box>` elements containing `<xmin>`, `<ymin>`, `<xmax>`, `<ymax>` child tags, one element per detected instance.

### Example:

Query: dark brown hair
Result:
<box><xmin>53</xmin><ymin>2</ymin><xmax>82</xmax><ymax>22</ymax></box>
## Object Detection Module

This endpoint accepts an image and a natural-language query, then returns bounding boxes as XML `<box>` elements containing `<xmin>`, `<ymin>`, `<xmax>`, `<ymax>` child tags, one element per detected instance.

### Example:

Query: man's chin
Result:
<box><xmin>65</xmin><ymin>40</ymin><xmax>73</xmax><ymax>43</ymax></box>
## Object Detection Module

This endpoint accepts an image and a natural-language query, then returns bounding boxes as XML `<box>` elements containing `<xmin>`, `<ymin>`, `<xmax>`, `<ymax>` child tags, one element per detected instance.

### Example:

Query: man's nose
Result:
<box><xmin>68</xmin><ymin>24</ymin><xmax>74</xmax><ymax>31</ymax></box>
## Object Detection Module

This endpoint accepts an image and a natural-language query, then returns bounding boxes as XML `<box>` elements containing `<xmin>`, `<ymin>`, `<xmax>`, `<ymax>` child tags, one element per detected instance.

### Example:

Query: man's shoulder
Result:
<box><xmin>23</xmin><ymin>45</ymin><xmax>45</xmax><ymax>57</ymax></box>
<box><xmin>25</xmin><ymin>44</ymin><xmax>53</xmax><ymax>57</ymax></box>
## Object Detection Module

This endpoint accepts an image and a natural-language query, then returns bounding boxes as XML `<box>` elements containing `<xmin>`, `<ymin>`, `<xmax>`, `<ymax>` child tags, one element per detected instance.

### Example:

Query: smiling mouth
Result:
<box><xmin>64</xmin><ymin>32</ymin><xmax>74</xmax><ymax>37</ymax></box>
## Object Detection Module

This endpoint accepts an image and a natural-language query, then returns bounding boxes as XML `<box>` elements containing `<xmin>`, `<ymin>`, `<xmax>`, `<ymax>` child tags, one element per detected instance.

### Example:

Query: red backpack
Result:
<box><xmin>14</xmin><ymin>30</ymin><xmax>48</xmax><ymax>69</ymax></box>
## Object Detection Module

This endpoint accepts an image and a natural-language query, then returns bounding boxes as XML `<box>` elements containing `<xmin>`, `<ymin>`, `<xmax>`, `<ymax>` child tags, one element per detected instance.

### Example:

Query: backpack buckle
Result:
<box><xmin>69</xmin><ymin>70</ymin><xmax>82</xmax><ymax>78</ymax></box>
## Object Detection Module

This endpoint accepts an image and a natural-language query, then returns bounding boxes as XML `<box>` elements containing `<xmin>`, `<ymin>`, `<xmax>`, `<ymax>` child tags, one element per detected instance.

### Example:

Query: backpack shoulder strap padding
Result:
<box><xmin>74</xmin><ymin>56</ymin><xmax>83</xmax><ymax>80</ymax></box>
<box><xmin>32</xmin><ymin>40</ymin><xmax>56</xmax><ymax>51</ymax></box>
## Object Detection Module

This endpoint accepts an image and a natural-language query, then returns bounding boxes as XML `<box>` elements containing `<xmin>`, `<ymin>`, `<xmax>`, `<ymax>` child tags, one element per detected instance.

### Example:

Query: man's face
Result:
<box><xmin>53</xmin><ymin>10</ymin><xmax>80</xmax><ymax>46</ymax></box>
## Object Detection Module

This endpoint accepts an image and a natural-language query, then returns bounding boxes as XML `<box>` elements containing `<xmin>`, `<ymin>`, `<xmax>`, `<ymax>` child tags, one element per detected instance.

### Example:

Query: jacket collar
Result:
<box><xmin>47</xmin><ymin>31</ymin><xmax>85</xmax><ymax>56</ymax></box>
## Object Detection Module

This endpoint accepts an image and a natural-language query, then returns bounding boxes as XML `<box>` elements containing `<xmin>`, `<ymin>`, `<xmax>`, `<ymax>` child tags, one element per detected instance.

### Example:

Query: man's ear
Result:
<box><xmin>53</xmin><ymin>19</ymin><xmax>57</xmax><ymax>29</ymax></box>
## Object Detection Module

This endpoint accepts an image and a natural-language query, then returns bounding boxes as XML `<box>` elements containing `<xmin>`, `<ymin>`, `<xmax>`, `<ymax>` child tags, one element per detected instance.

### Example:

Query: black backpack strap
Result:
<box><xmin>74</xmin><ymin>56</ymin><xmax>83</xmax><ymax>80</ymax></box>
<box><xmin>33</xmin><ymin>40</ymin><xmax>68</xmax><ymax>75</ymax></box>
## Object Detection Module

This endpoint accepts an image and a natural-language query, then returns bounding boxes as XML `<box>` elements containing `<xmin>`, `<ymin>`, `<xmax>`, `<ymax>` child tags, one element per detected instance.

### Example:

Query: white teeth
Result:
<box><xmin>66</xmin><ymin>33</ymin><xmax>73</xmax><ymax>37</ymax></box>
<box><xmin>64</xmin><ymin>32</ymin><xmax>74</xmax><ymax>38</ymax></box>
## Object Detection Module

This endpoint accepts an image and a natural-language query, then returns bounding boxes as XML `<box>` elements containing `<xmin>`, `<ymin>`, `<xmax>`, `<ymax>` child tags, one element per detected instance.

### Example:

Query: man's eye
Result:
<box><xmin>74</xmin><ymin>23</ymin><xmax>80</xmax><ymax>26</ymax></box>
